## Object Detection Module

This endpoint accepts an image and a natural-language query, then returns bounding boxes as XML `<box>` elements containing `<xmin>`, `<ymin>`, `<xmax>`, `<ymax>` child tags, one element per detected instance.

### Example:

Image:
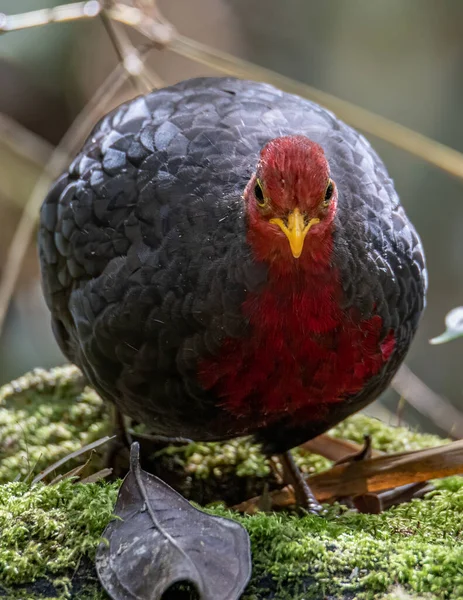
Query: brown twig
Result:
<box><xmin>108</xmin><ymin>2</ymin><xmax>173</xmax><ymax>47</ymax></box>
<box><xmin>234</xmin><ymin>439</ymin><xmax>463</xmax><ymax>513</ymax></box>
<box><xmin>334</xmin><ymin>435</ymin><xmax>373</xmax><ymax>465</ymax></box>
<box><xmin>377</xmin><ymin>481</ymin><xmax>434</xmax><ymax>509</ymax></box>
<box><xmin>48</xmin><ymin>452</ymin><xmax>95</xmax><ymax>485</ymax></box>
<box><xmin>31</xmin><ymin>436</ymin><xmax>114</xmax><ymax>484</ymax></box>
<box><xmin>100</xmin><ymin>9</ymin><xmax>141</xmax><ymax>92</ymax></box>
<box><xmin>300</xmin><ymin>433</ymin><xmax>382</xmax><ymax>462</ymax></box>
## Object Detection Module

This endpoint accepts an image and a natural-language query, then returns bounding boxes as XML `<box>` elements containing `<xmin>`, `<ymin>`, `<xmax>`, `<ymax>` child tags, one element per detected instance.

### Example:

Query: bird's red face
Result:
<box><xmin>244</xmin><ymin>135</ymin><xmax>337</xmax><ymax>265</ymax></box>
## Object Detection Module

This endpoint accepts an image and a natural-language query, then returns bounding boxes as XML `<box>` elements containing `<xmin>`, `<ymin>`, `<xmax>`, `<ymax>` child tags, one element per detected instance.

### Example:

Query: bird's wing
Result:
<box><xmin>39</xmin><ymin>79</ymin><xmax>276</xmax><ymax>371</ymax></box>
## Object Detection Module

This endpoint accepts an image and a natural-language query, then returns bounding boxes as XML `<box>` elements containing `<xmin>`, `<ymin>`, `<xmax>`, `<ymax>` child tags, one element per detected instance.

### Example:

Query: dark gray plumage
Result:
<box><xmin>39</xmin><ymin>77</ymin><xmax>426</xmax><ymax>455</ymax></box>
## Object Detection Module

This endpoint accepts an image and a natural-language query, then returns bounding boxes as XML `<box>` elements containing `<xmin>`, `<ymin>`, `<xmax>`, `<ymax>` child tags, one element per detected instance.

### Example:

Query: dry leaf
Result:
<box><xmin>96</xmin><ymin>442</ymin><xmax>251</xmax><ymax>600</ymax></box>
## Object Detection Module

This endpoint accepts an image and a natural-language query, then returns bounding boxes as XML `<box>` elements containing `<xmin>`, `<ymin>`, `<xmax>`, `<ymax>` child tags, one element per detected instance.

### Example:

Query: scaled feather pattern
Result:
<box><xmin>39</xmin><ymin>78</ymin><xmax>426</xmax><ymax>455</ymax></box>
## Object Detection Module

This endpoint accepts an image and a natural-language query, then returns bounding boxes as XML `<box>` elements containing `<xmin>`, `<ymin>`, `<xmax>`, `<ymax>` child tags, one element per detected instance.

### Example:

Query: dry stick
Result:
<box><xmin>165</xmin><ymin>35</ymin><xmax>463</xmax><ymax>182</ymax></box>
<box><xmin>0</xmin><ymin>113</ymin><xmax>59</xmax><ymax>168</ymax></box>
<box><xmin>48</xmin><ymin>453</ymin><xmax>95</xmax><ymax>485</ymax></box>
<box><xmin>100</xmin><ymin>9</ymin><xmax>142</xmax><ymax>93</ymax></box>
<box><xmin>0</xmin><ymin>113</ymin><xmax>66</xmax><ymax>210</ymax></box>
<box><xmin>234</xmin><ymin>439</ymin><xmax>463</xmax><ymax>513</ymax></box>
<box><xmin>80</xmin><ymin>467</ymin><xmax>113</xmax><ymax>484</ymax></box>
<box><xmin>132</xmin><ymin>0</ymin><xmax>164</xmax><ymax>22</ymax></box>
<box><xmin>0</xmin><ymin>0</ymin><xmax>102</xmax><ymax>31</ymax></box>
<box><xmin>31</xmin><ymin>435</ymin><xmax>114</xmax><ymax>485</ymax></box>
<box><xmin>392</xmin><ymin>364</ymin><xmax>463</xmax><ymax>439</ymax></box>
<box><xmin>376</xmin><ymin>481</ymin><xmax>434</xmax><ymax>510</ymax></box>
<box><xmin>108</xmin><ymin>3</ymin><xmax>173</xmax><ymax>47</ymax></box>
<box><xmin>301</xmin><ymin>434</ymin><xmax>383</xmax><ymax>462</ymax></box>
<box><xmin>100</xmin><ymin>8</ymin><xmax>161</xmax><ymax>92</ymax></box>
<box><xmin>0</xmin><ymin>52</ymin><xmax>153</xmax><ymax>336</ymax></box>
<box><xmin>308</xmin><ymin>441</ymin><xmax>463</xmax><ymax>500</ymax></box>
<box><xmin>3</xmin><ymin>2</ymin><xmax>463</xmax><ymax>178</ymax></box>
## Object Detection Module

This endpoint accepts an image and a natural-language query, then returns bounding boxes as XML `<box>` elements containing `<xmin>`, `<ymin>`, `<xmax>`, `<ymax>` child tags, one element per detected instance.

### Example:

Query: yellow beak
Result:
<box><xmin>270</xmin><ymin>208</ymin><xmax>320</xmax><ymax>258</ymax></box>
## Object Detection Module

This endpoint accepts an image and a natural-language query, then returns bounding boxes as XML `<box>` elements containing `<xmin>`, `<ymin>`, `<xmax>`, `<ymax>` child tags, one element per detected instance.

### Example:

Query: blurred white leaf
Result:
<box><xmin>430</xmin><ymin>307</ymin><xmax>463</xmax><ymax>345</ymax></box>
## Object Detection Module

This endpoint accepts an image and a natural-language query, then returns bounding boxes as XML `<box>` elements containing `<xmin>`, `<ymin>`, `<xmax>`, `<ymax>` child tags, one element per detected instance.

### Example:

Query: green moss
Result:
<box><xmin>0</xmin><ymin>367</ymin><xmax>108</xmax><ymax>484</ymax></box>
<box><xmin>0</xmin><ymin>478</ymin><xmax>462</xmax><ymax>599</ymax></box>
<box><xmin>0</xmin><ymin>366</ymin><xmax>461</xmax><ymax>599</ymax></box>
<box><xmin>233</xmin><ymin>475</ymin><xmax>463</xmax><ymax>599</ymax></box>
<box><xmin>0</xmin><ymin>480</ymin><xmax>118</xmax><ymax>598</ymax></box>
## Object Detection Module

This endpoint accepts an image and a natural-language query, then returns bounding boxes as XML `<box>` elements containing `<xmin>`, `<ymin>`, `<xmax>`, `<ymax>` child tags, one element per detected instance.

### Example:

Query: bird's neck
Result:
<box><xmin>263</xmin><ymin>230</ymin><xmax>336</xmax><ymax>288</ymax></box>
<box><xmin>247</xmin><ymin>229</ymin><xmax>341</xmax><ymax>337</ymax></box>
<box><xmin>250</xmin><ymin>255</ymin><xmax>343</xmax><ymax>339</ymax></box>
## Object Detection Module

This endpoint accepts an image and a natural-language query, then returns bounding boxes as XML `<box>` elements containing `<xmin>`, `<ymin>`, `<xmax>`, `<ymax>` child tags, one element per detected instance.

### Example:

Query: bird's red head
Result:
<box><xmin>244</xmin><ymin>135</ymin><xmax>337</xmax><ymax>269</ymax></box>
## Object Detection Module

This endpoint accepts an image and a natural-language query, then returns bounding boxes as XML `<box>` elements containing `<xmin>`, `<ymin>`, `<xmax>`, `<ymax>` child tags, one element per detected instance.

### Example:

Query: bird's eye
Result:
<box><xmin>254</xmin><ymin>179</ymin><xmax>268</xmax><ymax>208</ymax></box>
<box><xmin>323</xmin><ymin>180</ymin><xmax>334</xmax><ymax>206</ymax></box>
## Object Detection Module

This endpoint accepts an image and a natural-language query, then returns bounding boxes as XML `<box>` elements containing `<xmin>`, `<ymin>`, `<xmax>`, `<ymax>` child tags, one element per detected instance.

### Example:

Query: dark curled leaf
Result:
<box><xmin>96</xmin><ymin>442</ymin><xmax>251</xmax><ymax>600</ymax></box>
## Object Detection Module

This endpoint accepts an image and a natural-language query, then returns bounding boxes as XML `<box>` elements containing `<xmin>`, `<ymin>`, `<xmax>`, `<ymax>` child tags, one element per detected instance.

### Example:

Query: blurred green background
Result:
<box><xmin>0</xmin><ymin>0</ymin><xmax>462</xmax><ymax>436</ymax></box>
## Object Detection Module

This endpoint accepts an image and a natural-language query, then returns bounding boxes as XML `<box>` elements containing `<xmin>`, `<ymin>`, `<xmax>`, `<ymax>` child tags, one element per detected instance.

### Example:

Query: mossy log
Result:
<box><xmin>0</xmin><ymin>366</ymin><xmax>462</xmax><ymax>600</ymax></box>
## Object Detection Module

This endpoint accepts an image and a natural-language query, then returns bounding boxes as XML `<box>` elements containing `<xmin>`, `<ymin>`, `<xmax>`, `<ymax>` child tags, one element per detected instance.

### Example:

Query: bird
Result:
<box><xmin>38</xmin><ymin>77</ymin><xmax>427</xmax><ymax>511</ymax></box>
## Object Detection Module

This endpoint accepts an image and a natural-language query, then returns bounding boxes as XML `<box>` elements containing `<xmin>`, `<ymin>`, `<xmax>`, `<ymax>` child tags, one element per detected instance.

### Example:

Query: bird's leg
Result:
<box><xmin>280</xmin><ymin>450</ymin><xmax>323</xmax><ymax>515</ymax></box>
<box><xmin>258</xmin><ymin>481</ymin><xmax>272</xmax><ymax>512</ymax></box>
<box><xmin>104</xmin><ymin>405</ymin><xmax>194</xmax><ymax>477</ymax></box>
<box><xmin>114</xmin><ymin>406</ymin><xmax>133</xmax><ymax>448</ymax></box>
<box><xmin>104</xmin><ymin>406</ymin><xmax>133</xmax><ymax>474</ymax></box>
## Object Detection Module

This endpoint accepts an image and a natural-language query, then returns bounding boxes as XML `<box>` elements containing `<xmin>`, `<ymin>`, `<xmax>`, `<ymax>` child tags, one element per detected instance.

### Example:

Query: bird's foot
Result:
<box><xmin>130</xmin><ymin>431</ymin><xmax>193</xmax><ymax>449</ymax></box>
<box><xmin>280</xmin><ymin>450</ymin><xmax>323</xmax><ymax>515</ymax></box>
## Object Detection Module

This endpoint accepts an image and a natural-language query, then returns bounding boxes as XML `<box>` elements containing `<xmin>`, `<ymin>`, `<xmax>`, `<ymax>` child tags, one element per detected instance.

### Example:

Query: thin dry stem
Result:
<box><xmin>108</xmin><ymin>3</ymin><xmax>173</xmax><ymax>47</ymax></box>
<box><xmin>31</xmin><ymin>436</ymin><xmax>114</xmax><ymax>484</ymax></box>
<box><xmin>3</xmin><ymin>2</ymin><xmax>463</xmax><ymax>180</ymax></box>
<box><xmin>392</xmin><ymin>364</ymin><xmax>463</xmax><ymax>439</ymax></box>
<box><xmin>0</xmin><ymin>52</ymin><xmax>153</xmax><ymax>335</ymax></box>
<box><xmin>167</xmin><ymin>35</ymin><xmax>463</xmax><ymax>181</ymax></box>
<box><xmin>80</xmin><ymin>467</ymin><xmax>113</xmax><ymax>483</ymax></box>
<box><xmin>0</xmin><ymin>1</ymin><xmax>101</xmax><ymax>32</ymax></box>
<box><xmin>0</xmin><ymin>113</ymin><xmax>60</xmax><ymax>168</ymax></box>
<box><xmin>100</xmin><ymin>8</ymin><xmax>160</xmax><ymax>92</ymax></box>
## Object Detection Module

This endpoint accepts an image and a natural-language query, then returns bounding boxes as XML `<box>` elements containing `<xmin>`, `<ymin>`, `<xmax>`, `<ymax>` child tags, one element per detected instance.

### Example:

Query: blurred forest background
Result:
<box><xmin>0</xmin><ymin>0</ymin><xmax>462</xmax><ymax>437</ymax></box>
